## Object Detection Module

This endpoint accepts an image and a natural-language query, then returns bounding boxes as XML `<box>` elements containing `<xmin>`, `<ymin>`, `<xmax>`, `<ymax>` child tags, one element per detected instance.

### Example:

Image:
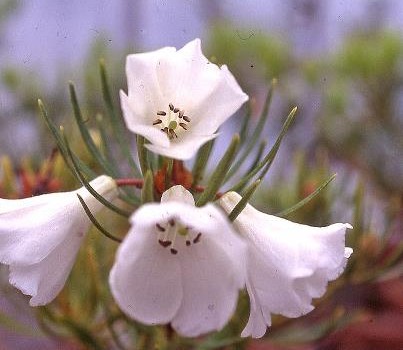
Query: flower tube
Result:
<box><xmin>0</xmin><ymin>175</ymin><xmax>118</xmax><ymax>306</ymax></box>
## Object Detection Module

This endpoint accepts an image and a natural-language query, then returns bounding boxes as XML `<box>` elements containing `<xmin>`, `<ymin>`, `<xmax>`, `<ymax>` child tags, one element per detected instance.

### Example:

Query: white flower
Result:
<box><xmin>0</xmin><ymin>175</ymin><xmax>118</xmax><ymax>306</ymax></box>
<box><xmin>218</xmin><ymin>192</ymin><xmax>353</xmax><ymax>338</ymax></box>
<box><xmin>109</xmin><ymin>185</ymin><xmax>246</xmax><ymax>337</ymax></box>
<box><xmin>120</xmin><ymin>38</ymin><xmax>248</xmax><ymax>160</ymax></box>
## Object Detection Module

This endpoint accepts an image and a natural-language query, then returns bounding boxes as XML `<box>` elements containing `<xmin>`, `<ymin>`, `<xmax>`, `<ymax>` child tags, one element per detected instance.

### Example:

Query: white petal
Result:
<box><xmin>9</xmin><ymin>226</ymin><xmax>86</xmax><ymax>306</ymax></box>
<box><xmin>171</xmin><ymin>237</ymin><xmax>241</xmax><ymax>337</ymax></box>
<box><xmin>218</xmin><ymin>192</ymin><xmax>352</xmax><ymax>338</ymax></box>
<box><xmin>109</xmin><ymin>204</ymin><xmax>182</xmax><ymax>325</ymax></box>
<box><xmin>189</xmin><ymin>65</ymin><xmax>248</xmax><ymax>134</ymax></box>
<box><xmin>121</xmin><ymin>39</ymin><xmax>248</xmax><ymax>160</ymax></box>
<box><xmin>125</xmin><ymin>46</ymin><xmax>176</xmax><ymax>122</ymax></box>
<box><xmin>145</xmin><ymin>132</ymin><xmax>217</xmax><ymax>160</ymax></box>
<box><xmin>161</xmin><ymin>185</ymin><xmax>195</xmax><ymax>205</ymax></box>
<box><xmin>120</xmin><ymin>91</ymin><xmax>170</xmax><ymax>148</ymax></box>
<box><xmin>0</xmin><ymin>175</ymin><xmax>118</xmax><ymax>305</ymax></box>
<box><xmin>0</xmin><ymin>175</ymin><xmax>117</xmax><ymax>266</ymax></box>
<box><xmin>110</xmin><ymin>189</ymin><xmax>247</xmax><ymax>335</ymax></box>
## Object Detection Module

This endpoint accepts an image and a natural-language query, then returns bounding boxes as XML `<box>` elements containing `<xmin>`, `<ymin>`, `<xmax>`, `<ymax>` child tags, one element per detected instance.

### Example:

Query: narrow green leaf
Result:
<box><xmin>136</xmin><ymin>135</ymin><xmax>149</xmax><ymax>176</ymax></box>
<box><xmin>99</xmin><ymin>59</ymin><xmax>140</xmax><ymax>176</ymax></box>
<box><xmin>141</xmin><ymin>170</ymin><xmax>154</xmax><ymax>204</ymax></box>
<box><xmin>228</xmin><ymin>180</ymin><xmax>261</xmax><ymax>221</ymax></box>
<box><xmin>196</xmin><ymin>135</ymin><xmax>240</xmax><ymax>207</ymax></box>
<box><xmin>231</xmin><ymin>106</ymin><xmax>297</xmax><ymax>193</ymax></box>
<box><xmin>245</xmin><ymin>140</ymin><xmax>267</xmax><ymax>174</ymax></box>
<box><xmin>226</xmin><ymin>79</ymin><xmax>277</xmax><ymax>181</ymax></box>
<box><xmin>38</xmin><ymin>99</ymin><xmax>95</xmax><ymax>179</ymax></box>
<box><xmin>77</xmin><ymin>194</ymin><xmax>122</xmax><ymax>243</ymax></box>
<box><xmin>69</xmin><ymin>82</ymin><xmax>117</xmax><ymax>177</ymax></box>
<box><xmin>276</xmin><ymin>174</ymin><xmax>337</xmax><ymax>217</ymax></box>
<box><xmin>192</xmin><ymin>139</ymin><xmax>215</xmax><ymax>187</ymax></box>
<box><xmin>63</xmin><ymin>132</ymin><xmax>131</xmax><ymax>218</ymax></box>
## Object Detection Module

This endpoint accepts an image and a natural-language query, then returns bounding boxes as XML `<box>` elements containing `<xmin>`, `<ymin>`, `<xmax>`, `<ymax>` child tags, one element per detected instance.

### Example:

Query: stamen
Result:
<box><xmin>183</xmin><ymin>115</ymin><xmax>191</xmax><ymax>122</ymax></box>
<box><xmin>157</xmin><ymin>111</ymin><xmax>167</xmax><ymax>116</ymax></box>
<box><xmin>173</xmin><ymin>107</ymin><xmax>179</xmax><ymax>113</ymax></box>
<box><xmin>156</xmin><ymin>223</ymin><xmax>165</xmax><ymax>232</ymax></box>
<box><xmin>169</xmin><ymin>129</ymin><xmax>178</xmax><ymax>139</ymax></box>
<box><xmin>169</xmin><ymin>218</ymin><xmax>175</xmax><ymax>226</ymax></box>
<box><xmin>186</xmin><ymin>240</ymin><xmax>191</xmax><ymax>246</ymax></box>
<box><xmin>179</xmin><ymin>123</ymin><xmax>187</xmax><ymax>130</ymax></box>
<box><xmin>170</xmin><ymin>248</ymin><xmax>178</xmax><ymax>255</ymax></box>
<box><xmin>193</xmin><ymin>233</ymin><xmax>202</xmax><ymax>244</ymax></box>
<box><xmin>153</xmin><ymin>119</ymin><xmax>162</xmax><ymax>125</ymax></box>
<box><xmin>169</xmin><ymin>103</ymin><xmax>174</xmax><ymax>111</ymax></box>
<box><xmin>158</xmin><ymin>240</ymin><xmax>172</xmax><ymax>247</ymax></box>
<box><xmin>178</xmin><ymin>110</ymin><xmax>184</xmax><ymax>119</ymax></box>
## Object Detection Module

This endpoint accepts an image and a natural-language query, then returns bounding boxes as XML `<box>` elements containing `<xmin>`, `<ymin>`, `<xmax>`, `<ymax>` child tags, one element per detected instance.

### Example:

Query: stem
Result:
<box><xmin>115</xmin><ymin>178</ymin><xmax>144</xmax><ymax>188</ymax></box>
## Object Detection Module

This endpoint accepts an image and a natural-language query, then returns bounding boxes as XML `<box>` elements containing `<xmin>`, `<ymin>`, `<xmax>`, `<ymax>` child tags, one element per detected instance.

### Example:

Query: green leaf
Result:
<box><xmin>136</xmin><ymin>135</ymin><xmax>149</xmax><ymax>176</ymax></box>
<box><xmin>192</xmin><ymin>139</ymin><xmax>215</xmax><ymax>187</ymax></box>
<box><xmin>63</xmin><ymin>132</ymin><xmax>131</xmax><ymax>217</ymax></box>
<box><xmin>77</xmin><ymin>194</ymin><xmax>122</xmax><ymax>243</ymax></box>
<box><xmin>99</xmin><ymin>59</ymin><xmax>140</xmax><ymax>176</ymax></box>
<box><xmin>141</xmin><ymin>170</ymin><xmax>154</xmax><ymax>204</ymax></box>
<box><xmin>276</xmin><ymin>174</ymin><xmax>337</xmax><ymax>217</ymax></box>
<box><xmin>69</xmin><ymin>82</ymin><xmax>117</xmax><ymax>177</ymax></box>
<box><xmin>228</xmin><ymin>180</ymin><xmax>261</xmax><ymax>221</ymax></box>
<box><xmin>226</xmin><ymin>79</ymin><xmax>276</xmax><ymax>181</ymax></box>
<box><xmin>231</xmin><ymin>106</ymin><xmax>297</xmax><ymax>193</ymax></box>
<box><xmin>196</xmin><ymin>135</ymin><xmax>240</xmax><ymax>206</ymax></box>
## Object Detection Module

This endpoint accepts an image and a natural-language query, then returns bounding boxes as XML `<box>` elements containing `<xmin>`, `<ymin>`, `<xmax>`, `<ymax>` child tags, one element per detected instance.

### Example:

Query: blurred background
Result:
<box><xmin>0</xmin><ymin>1</ymin><xmax>402</xmax><ymax>349</ymax></box>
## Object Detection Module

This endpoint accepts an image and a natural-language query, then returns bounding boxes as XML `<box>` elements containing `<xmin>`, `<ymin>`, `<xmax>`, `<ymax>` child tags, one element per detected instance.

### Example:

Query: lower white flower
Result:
<box><xmin>109</xmin><ymin>185</ymin><xmax>246</xmax><ymax>337</ymax></box>
<box><xmin>0</xmin><ymin>175</ymin><xmax>118</xmax><ymax>306</ymax></box>
<box><xmin>218</xmin><ymin>192</ymin><xmax>353</xmax><ymax>338</ymax></box>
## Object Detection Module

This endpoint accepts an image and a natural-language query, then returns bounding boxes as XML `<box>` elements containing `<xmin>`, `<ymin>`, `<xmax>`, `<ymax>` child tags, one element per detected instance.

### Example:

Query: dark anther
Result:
<box><xmin>173</xmin><ymin>107</ymin><xmax>179</xmax><ymax>113</ymax></box>
<box><xmin>193</xmin><ymin>233</ymin><xmax>202</xmax><ymax>244</ymax></box>
<box><xmin>157</xmin><ymin>111</ymin><xmax>167</xmax><ymax>116</ymax></box>
<box><xmin>179</xmin><ymin>123</ymin><xmax>187</xmax><ymax>130</ymax></box>
<box><xmin>169</xmin><ymin>129</ymin><xmax>178</xmax><ymax>139</ymax></box>
<box><xmin>179</xmin><ymin>110</ymin><xmax>184</xmax><ymax>118</ymax></box>
<box><xmin>169</xmin><ymin>103</ymin><xmax>174</xmax><ymax>111</ymax></box>
<box><xmin>159</xmin><ymin>240</ymin><xmax>172</xmax><ymax>248</ymax></box>
<box><xmin>169</xmin><ymin>218</ymin><xmax>175</xmax><ymax>226</ymax></box>
<box><xmin>156</xmin><ymin>223</ymin><xmax>166</xmax><ymax>232</ymax></box>
<box><xmin>183</xmin><ymin>115</ymin><xmax>191</xmax><ymax>122</ymax></box>
<box><xmin>153</xmin><ymin>119</ymin><xmax>162</xmax><ymax>125</ymax></box>
<box><xmin>186</xmin><ymin>240</ymin><xmax>191</xmax><ymax>246</ymax></box>
<box><xmin>170</xmin><ymin>248</ymin><xmax>178</xmax><ymax>255</ymax></box>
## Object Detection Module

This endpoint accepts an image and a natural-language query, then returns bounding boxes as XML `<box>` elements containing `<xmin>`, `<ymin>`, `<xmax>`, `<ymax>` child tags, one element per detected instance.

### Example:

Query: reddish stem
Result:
<box><xmin>115</xmin><ymin>178</ymin><xmax>143</xmax><ymax>188</ymax></box>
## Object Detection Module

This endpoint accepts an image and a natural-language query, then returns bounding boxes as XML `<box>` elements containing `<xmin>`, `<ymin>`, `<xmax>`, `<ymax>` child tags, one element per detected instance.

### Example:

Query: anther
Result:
<box><xmin>157</xmin><ymin>111</ymin><xmax>166</xmax><ymax>116</ymax></box>
<box><xmin>159</xmin><ymin>240</ymin><xmax>172</xmax><ymax>248</ymax></box>
<box><xmin>156</xmin><ymin>223</ymin><xmax>165</xmax><ymax>232</ymax></box>
<box><xmin>153</xmin><ymin>119</ymin><xmax>162</xmax><ymax>125</ymax></box>
<box><xmin>169</xmin><ymin>218</ymin><xmax>175</xmax><ymax>226</ymax></box>
<box><xmin>169</xmin><ymin>129</ymin><xmax>178</xmax><ymax>138</ymax></box>
<box><xmin>179</xmin><ymin>123</ymin><xmax>187</xmax><ymax>130</ymax></box>
<box><xmin>183</xmin><ymin>115</ymin><xmax>191</xmax><ymax>122</ymax></box>
<box><xmin>193</xmin><ymin>233</ymin><xmax>202</xmax><ymax>244</ymax></box>
<box><xmin>169</xmin><ymin>103</ymin><xmax>174</xmax><ymax>111</ymax></box>
<box><xmin>178</xmin><ymin>110</ymin><xmax>184</xmax><ymax>118</ymax></box>
<box><xmin>170</xmin><ymin>248</ymin><xmax>178</xmax><ymax>255</ymax></box>
<box><xmin>173</xmin><ymin>107</ymin><xmax>179</xmax><ymax>113</ymax></box>
<box><xmin>186</xmin><ymin>240</ymin><xmax>191</xmax><ymax>246</ymax></box>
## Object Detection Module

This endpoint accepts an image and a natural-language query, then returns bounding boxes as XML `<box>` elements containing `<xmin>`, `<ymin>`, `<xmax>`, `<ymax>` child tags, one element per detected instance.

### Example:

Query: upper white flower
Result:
<box><xmin>109</xmin><ymin>185</ymin><xmax>246</xmax><ymax>337</ymax></box>
<box><xmin>218</xmin><ymin>192</ymin><xmax>353</xmax><ymax>338</ymax></box>
<box><xmin>120</xmin><ymin>38</ymin><xmax>248</xmax><ymax>160</ymax></box>
<box><xmin>0</xmin><ymin>175</ymin><xmax>118</xmax><ymax>306</ymax></box>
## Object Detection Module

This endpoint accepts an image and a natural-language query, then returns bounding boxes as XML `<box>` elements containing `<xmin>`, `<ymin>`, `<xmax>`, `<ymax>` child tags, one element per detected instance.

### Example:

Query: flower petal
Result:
<box><xmin>109</xmin><ymin>205</ymin><xmax>182</xmax><ymax>325</ymax></box>
<box><xmin>9</xmin><ymin>226</ymin><xmax>86</xmax><ymax>306</ymax></box>
<box><xmin>171</xmin><ymin>236</ymin><xmax>242</xmax><ymax>337</ymax></box>
<box><xmin>218</xmin><ymin>192</ymin><xmax>352</xmax><ymax>338</ymax></box>
<box><xmin>161</xmin><ymin>185</ymin><xmax>195</xmax><ymax>205</ymax></box>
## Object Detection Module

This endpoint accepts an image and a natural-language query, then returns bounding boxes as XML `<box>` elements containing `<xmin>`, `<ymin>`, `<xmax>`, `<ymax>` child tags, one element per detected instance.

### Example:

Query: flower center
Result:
<box><xmin>153</xmin><ymin>103</ymin><xmax>191</xmax><ymax>140</ymax></box>
<box><xmin>155</xmin><ymin>218</ymin><xmax>202</xmax><ymax>255</ymax></box>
